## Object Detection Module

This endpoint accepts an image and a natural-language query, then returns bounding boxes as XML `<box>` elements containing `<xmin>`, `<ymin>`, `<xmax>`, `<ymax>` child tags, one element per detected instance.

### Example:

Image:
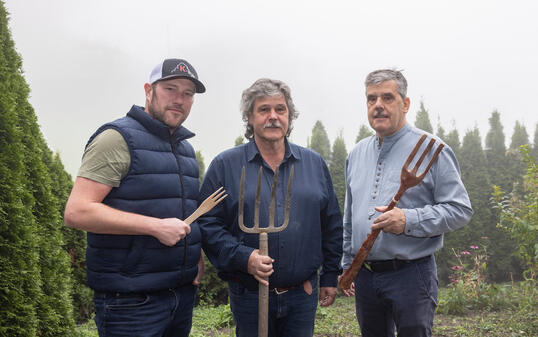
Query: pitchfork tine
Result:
<box><xmin>418</xmin><ymin>143</ymin><xmax>445</xmax><ymax>179</ymax></box>
<box><xmin>269</xmin><ymin>168</ymin><xmax>279</xmax><ymax>229</ymax></box>
<box><xmin>403</xmin><ymin>134</ymin><xmax>426</xmax><ymax>168</ymax></box>
<box><xmin>254</xmin><ymin>166</ymin><xmax>263</xmax><ymax>230</ymax></box>
<box><xmin>411</xmin><ymin>138</ymin><xmax>436</xmax><ymax>175</ymax></box>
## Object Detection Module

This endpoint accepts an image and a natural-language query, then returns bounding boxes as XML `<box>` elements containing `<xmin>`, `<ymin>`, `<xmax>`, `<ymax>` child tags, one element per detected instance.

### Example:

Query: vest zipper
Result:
<box><xmin>170</xmin><ymin>140</ymin><xmax>188</xmax><ymax>282</ymax></box>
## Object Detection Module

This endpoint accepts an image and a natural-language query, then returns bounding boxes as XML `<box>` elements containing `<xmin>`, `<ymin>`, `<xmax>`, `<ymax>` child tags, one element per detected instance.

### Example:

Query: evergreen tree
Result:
<box><xmin>0</xmin><ymin>6</ymin><xmax>41</xmax><ymax>334</ymax></box>
<box><xmin>444</xmin><ymin>128</ymin><xmax>461</xmax><ymax>158</ymax></box>
<box><xmin>414</xmin><ymin>100</ymin><xmax>433</xmax><ymax>133</ymax></box>
<box><xmin>48</xmin><ymin>153</ymin><xmax>92</xmax><ymax>322</ymax></box>
<box><xmin>436</xmin><ymin>116</ymin><xmax>446</xmax><ymax>141</ymax></box>
<box><xmin>355</xmin><ymin>124</ymin><xmax>374</xmax><ymax>143</ymax></box>
<box><xmin>309</xmin><ymin>120</ymin><xmax>331</xmax><ymax>163</ymax></box>
<box><xmin>234</xmin><ymin>135</ymin><xmax>244</xmax><ymax>147</ymax></box>
<box><xmin>510</xmin><ymin>121</ymin><xmax>529</xmax><ymax>150</ymax></box>
<box><xmin>329</xmin><ymin>132</ymin><xmax>347</xmax><ymax>212</ymax></box>
<box><xmin>196</xmin><ymin>150</ymin><xmax>205</xmax><ymax>184</ymax></box>
<box><xmin>0</xmin><ymin>4</ymin><xmax>75</xmax><ymax>334</ymax></box>
<box><xmin>485</xmin><ymin>111</ymin><xmax>511</xmax><ymax>192</ymax></box>
<box><xmin>533</xmin><ymin>123</ymin><xmax>538</xmax><ymax>160</ymax></box>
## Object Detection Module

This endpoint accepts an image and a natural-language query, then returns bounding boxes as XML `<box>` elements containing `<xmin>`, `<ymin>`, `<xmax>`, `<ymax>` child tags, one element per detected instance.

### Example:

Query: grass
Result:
<box><xmin>76</xmin><ymin>284</ymin><xmax>537</xmax><ymax>337</ymax></box>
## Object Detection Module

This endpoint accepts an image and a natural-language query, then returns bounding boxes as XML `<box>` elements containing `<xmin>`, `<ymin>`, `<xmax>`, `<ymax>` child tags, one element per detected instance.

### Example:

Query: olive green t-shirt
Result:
<box><xmin>77</xmin><ymin>129</ymin><xmax>130</xmax><ymax>187</ymax></box>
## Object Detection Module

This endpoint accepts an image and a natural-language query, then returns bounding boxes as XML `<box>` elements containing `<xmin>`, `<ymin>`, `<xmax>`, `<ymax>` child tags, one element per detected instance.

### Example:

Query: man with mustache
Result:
<box><xmin>340</xmin><ymin>69</ymin><xmax>473</xmax><ymax>337</ymax></box>
<box><xmin>64</xmin><ymin>58</ymin><xmax>205</xmax><ymax>337</ymax></box>
<box><xmin>198</xmin><ymin>78</ymin><xmax>343</xmax><ymax>336</ymax></box>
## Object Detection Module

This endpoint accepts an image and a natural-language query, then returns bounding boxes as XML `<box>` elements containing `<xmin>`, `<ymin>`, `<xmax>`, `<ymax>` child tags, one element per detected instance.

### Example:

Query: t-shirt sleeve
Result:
<box><xmin>77</xmin><ymin>129</ymin><xmax>130</xmax><ymax>187</ymax></box>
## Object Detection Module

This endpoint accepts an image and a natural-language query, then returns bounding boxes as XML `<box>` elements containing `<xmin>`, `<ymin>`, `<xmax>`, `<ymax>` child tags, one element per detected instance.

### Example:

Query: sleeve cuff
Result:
<box><xmin>234</xmin><ymin>245</ymin><xmax>256</xmax><ymax>274</ymax></box>
<box><xmin>319</xmin><ymin>271</ymin><xmax>339</xmax><ymax>288</ymax></box>
<box><xmin>403</xmin><ymin>208</ymin><xmax>419</xmax><ymax>236</ymax></box>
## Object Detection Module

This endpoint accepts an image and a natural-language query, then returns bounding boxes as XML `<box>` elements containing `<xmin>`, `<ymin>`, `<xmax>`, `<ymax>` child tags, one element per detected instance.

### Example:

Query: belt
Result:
<box><xmin>363</xmin><ymin>255</ymin><xmax>431</xmax><ymax>273</ymax></box>
<box><xmin>270</xmin><ymin>285</ymin><xmax>296</xmax><ymax>295</ymax></box>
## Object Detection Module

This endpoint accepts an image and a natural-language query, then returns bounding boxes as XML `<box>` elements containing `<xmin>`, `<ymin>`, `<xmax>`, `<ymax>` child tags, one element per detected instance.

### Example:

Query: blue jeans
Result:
<box><xmin>228</xmin><ymin>275</ymin><xmax>318</xmax><ymax>337</ymax></box>
<box><xmin>93</xmin><ymin>284</ymin><xmax>197</xmax><ymax>337</ymax></box>
<box><xmin>354</xmin><ymin>255</ymin><xmax>438</xmax><ymax>337</ymax></box>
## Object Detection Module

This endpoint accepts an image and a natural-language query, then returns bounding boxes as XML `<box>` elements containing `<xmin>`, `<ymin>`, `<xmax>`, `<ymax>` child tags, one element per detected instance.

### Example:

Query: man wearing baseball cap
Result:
<box><xmin>65</xmin><ymin>58</ymin><xmax>205</xmax><ymax>336</ymax></box>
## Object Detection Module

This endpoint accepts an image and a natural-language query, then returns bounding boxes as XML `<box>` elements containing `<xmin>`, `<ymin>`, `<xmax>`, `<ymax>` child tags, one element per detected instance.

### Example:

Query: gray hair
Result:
<box><xmin>365</xmin><ymin>69</ymin><xmax>408</xmax><ymax>99</ymax></box>
<box><xmin>240</xmin><ymin>78</ymin><xmax>299</xmax><ymax>139</ymax></box>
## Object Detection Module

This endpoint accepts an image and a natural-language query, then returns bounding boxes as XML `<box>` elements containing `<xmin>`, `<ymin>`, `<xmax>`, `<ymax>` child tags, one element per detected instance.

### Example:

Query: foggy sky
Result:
<box><xmin>5</xmin><ymin>0</ymin><xmax>538</xmax><ymax>177</ymax></box>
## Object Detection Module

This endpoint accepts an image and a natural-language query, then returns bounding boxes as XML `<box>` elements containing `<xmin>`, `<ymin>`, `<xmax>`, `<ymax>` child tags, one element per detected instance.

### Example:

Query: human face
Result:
<box><xmin>144</xmin><ymin>78</ymin><xmax>195</xmax><ymax>132</ymax></box>
<box><xmin>248</xmin><ymin>95</ymin><xmax>289</xmax><ymax>145</ymax></box>
<box><xmin>366</xmin><ymin>80</ymin><xmax>410</xmax><ymax>140</ymax></box>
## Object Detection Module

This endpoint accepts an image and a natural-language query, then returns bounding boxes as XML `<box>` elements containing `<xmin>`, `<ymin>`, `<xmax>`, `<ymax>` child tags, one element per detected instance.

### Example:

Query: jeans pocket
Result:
<box><xmin>106</xmin><ymin>293</ymin><xmax>150</xmax><ymax>311</ymax></box>
<box><xmin>414</xmin><ymin>258</ymin><xmax>438</xmax><ymax>306</ymax></box>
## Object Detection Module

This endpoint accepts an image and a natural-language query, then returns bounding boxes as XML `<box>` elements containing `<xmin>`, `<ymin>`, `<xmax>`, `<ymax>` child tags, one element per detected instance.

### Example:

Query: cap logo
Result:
<box><xmin>171</xmin><ymin>62</ymin><xmax>195</xmax><ymax>78</ymax></box>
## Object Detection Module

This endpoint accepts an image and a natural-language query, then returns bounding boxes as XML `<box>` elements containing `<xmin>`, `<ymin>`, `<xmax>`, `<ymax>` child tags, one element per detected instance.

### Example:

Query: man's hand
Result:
<box><xmin>154</xmin><ymin>218</ymin><xmax>191</xmax><ymax>246</ymax></box>
<box><xmin>319</xmin><ymin>287</ymin><xmax>337</xmax><ymax>307</ymax></box>
<box><xmin>247</xmin><ymin>249</ymin><xmax>274</xmax><ymax>286</ymax></box>
<box><xmin>371</xmin><ymin>206</ymin><xmax>406</xmax><ymax>235</ymax></box>
<box><xmin>192</xmin><ymin>255</ymin><xmax>205</xmax><ymax>286</ymax></box>
<box><xmin>338</xmin><ymin>274</ymin><xmax>355</xmax><ymax>297</ymax></box>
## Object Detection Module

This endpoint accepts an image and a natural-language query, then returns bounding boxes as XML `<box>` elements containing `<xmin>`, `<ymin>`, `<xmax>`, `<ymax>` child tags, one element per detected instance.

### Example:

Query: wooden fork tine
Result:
<box><xmin>403</xmin><ymin>134</ymin><xmax>427</xmax><ymax>169</ymax></box>
<box><xmin>411</xmin><ymin>138</ymin><xmax>436</xmax><ymax>174</ymax></box>
<box><xmin>417</xmin><ymin>143</ymin><xmax>445</xmax><ymax>180</ymax></box>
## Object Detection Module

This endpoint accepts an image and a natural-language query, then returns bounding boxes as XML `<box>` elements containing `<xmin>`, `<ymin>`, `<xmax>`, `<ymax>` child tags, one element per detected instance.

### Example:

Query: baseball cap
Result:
<box><xmin>149</xmin><ymin>58</ymin><xmax>206</xmax><ymax>93</ymax></box>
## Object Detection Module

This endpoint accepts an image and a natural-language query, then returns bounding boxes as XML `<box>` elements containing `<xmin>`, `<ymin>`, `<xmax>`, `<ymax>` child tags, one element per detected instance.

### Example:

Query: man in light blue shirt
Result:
<box><xmin>341</xmin><ymin>69</ymin><xmax>473</xmax><ymax>337</ymax></box>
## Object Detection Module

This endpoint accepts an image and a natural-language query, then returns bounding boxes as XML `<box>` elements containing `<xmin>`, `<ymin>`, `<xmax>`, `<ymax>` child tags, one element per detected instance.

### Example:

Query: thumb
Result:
<box><xmin>374</xmin><ymin>206</ymin><xmax>388</xmax><ymax>213</ymax></box>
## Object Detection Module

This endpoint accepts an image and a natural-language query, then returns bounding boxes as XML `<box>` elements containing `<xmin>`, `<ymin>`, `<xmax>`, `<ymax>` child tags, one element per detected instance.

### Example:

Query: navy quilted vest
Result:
<box><xmin>85</xmin><ymin>105</ymin><xmax>201</xmax><ymax>293</ymax></box>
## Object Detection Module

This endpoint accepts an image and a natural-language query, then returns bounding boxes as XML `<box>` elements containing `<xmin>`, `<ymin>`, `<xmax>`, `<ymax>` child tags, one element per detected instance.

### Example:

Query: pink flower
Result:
<box><xmin>470</xmin><ymin>245</ymin><xmax>479</xmax><ymax>249</ymax></box>
<box><xmin>451</xmin><ymin>265</ymin><xmax>462</xmax><ymax>271</ymax></box>
<box><xmin>452</xmin><ymin>279</ymin><xmax>459</xmax><ymax>283</ymax></box>
<box><xmin>461</xmin><ymin>251</ymin><xmax>471</xmax><ymax>255</ymax></box>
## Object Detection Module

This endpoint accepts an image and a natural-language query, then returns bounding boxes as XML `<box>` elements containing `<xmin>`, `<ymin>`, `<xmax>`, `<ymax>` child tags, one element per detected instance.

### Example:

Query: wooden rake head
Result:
<box><xmin>238</xmin><ymin>165</ymin><xmax>295</xmax><ymax>234</ymax></box>
<box><xmin>390</xmin><ymin>134</ymin><xmax>445</xmax><ymax>208</ymax></box>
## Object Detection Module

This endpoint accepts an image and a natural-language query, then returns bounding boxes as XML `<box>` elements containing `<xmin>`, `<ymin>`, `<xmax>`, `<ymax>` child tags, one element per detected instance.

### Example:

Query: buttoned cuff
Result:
<box><xmin>319</xmin><ymin>271</ymin><xmax>339</xmax><ymax>288</ymax></box>
<box><xmin>403</xmin><ymin>208</ymin><xmax>419</xmax><ymax>236</ymax></box>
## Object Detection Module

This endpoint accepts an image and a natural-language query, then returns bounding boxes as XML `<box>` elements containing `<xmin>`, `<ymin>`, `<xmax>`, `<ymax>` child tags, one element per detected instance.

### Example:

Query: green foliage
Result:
<box><xmin>190</xmin><ymin>304</ymin><xmax>234</xmax><ymax>337</ymax></box>
<box><xmin>234</xmin><ymin>135</ymin><xmax>244</xmax><ymax>147</ymax></box>
<box><xmin>414</xmin><ymin>100</ymin><xmax>433</xmax><ymax>133</ymax></box>
<box><xmin>444</xmin><ymin>128</ymin><xmax>461</xmax><ymax>157</ymax></box>
<box><xmin>309</xmin><ymin>120</ymin><xmax>331</xmax><ymax>162</ymax></box>
<box><xmin>509</xmin><ymin>121</ymin><xmax>529</xmax><ymax>150</ymax></box>
<box><xmin>0</xmin><ymin>3</ymin><xmax>76</xmax><ymax>334</ymax></box>
<box><xmin>196</xmin><ymin>254</ymin><xmax>229</xmax><ymax>306</ymax></box>
<box><xmin>196</xmin><ymin>150</ymin><xmax>206</xmax><ymax>184</ymax></box>
<box><xmin>492</xmin><ymin>146</ymin><xmax>537</xmax><ymax>310</ymax></box>
<box><xmin>329</xmin><ymin>133</ymin><xmax>347</xmax><ymax>212</ymax></box>
<box><xmin>532</xmin><ymin>123</ymin><xmax>538</xmax><ymax>160</ymax></box>
<box><xmin>355</xmin><ymin>124</ymin><xmax>373</xmax><ymax>143</ymax></box>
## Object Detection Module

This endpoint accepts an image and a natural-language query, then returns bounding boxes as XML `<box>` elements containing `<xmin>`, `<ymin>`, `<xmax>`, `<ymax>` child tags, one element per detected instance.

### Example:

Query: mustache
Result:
<box><xmin>263</xmin><ymin>121</ymin><xmax>283</xmax><ymax>129</ymax></box>
<box><xmin>373</xmin><ymin>110</ymin><xmax>388</xmax><ymax>118</ymax></box>
<box><xmin>167</xmin><ymin>104</ymin><xmax>185</xmax><ymax>113</ymax></box>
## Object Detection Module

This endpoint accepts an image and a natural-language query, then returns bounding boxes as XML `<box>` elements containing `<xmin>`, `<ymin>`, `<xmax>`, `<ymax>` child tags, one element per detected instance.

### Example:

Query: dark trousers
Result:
<box><xmin>354</xmin><ymin>255</ymin><xmax>438</xmax><ymax>337</ymax></box>
<box><xmin>93</xmin><ymin>284</ymin><xmax>197</xmax><ymax>337</ymax></box>
<box><xmin>228</xmin><ymin>275</ymin><xmax>318</xmax><ymax>337</ymax></box>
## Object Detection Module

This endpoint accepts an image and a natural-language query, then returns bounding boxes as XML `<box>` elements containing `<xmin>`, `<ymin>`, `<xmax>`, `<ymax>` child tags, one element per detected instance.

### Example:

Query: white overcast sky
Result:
<box><xmin>5</xmin><ymin>0</ymin><xmax>538</xmax><ymax>177</ymax></box>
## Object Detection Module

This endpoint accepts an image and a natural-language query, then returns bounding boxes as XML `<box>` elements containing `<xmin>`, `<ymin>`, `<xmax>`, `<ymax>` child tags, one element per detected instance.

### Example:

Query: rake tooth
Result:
<box><xmin>412</xmin><ymin>138</ymin><xmax>436</xmax><ymax>174</ymax></box>
<box><xmin>281</xmin><ymin>165</ymin><xmax>294</xmax><ymax>229</ymax></box>
<box><xmin>417</xmin><ymin>143</ymin><xmax>445</xmax><ymax>180</ymax></box>
<box><xmin>238</xmin><ymin>166</ymin><xmax>246</xmax><ymax>231</ymax></box>
<box><xmin>254</xmin><ymin>166</ymin><xmax>263</xmax><ymax>230</ymax></box>
<box><xmin>268</xmin><ymin>167</ymin><xmax>279</xmax><ymax>229</ymax></box>
<box><xmin>403</xmin><ymin>134</ymin><xmax>426</xmax><ymax>169</ymax></box>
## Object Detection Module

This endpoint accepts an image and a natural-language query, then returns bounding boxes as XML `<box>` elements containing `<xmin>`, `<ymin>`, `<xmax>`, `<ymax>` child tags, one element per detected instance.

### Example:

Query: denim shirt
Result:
<box><xmin>342</xmin><ymin>124</ymin><xmax>473</xmax><ymax>269</ymax></box>
<box><xmin>198</xmin><ymin>138</ymin><xmax>343</xmax><ymax>290</ymax></box>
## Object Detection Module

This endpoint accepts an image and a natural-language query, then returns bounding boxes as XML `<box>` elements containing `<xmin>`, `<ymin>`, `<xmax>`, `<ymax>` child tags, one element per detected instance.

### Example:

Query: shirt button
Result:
<box><xmin>373</xmin><ymin>196</ymin><xmax>376</xmax><ymax>200</ymax></box>
<box><xmin>377</xmin><ymin>173</ymin><xmax>380</xmax><ymax>176</ymax></box>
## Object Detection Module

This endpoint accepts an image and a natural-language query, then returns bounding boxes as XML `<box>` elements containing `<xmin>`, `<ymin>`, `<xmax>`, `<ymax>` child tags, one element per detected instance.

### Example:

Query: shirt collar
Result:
<box><xmin>375</xmin><ymin>123</ymin><xmax>411</xmax><ymax>149</ymax></box>
<box><xmin>246</xmin><ymin>138</ymin><xmax>300</xmax><ymax>163</ymax></box>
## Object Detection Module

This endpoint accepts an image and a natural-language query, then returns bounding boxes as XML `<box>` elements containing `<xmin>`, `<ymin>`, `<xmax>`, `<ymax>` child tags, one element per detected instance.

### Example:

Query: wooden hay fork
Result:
<box><xmin>338</xmin><ymin>134</ymin><xmax>445</xmax><ymax>291</ymax></box>
<box><xmin>238</xmin><ymin>165</ymin><xmax>295</xmax><ymax>337</ymax></box>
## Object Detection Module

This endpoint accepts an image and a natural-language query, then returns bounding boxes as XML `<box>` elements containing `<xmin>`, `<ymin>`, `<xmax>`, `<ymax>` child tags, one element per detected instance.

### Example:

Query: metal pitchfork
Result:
<box><xmin>238</xmin><ymin>165</ymin><xmax>295</xmax><ymax>337</ymax></box>
<box><xmin>338</xmin><ymin>134</ymin><xmax>445</xmax><ymax>291</ymax></box>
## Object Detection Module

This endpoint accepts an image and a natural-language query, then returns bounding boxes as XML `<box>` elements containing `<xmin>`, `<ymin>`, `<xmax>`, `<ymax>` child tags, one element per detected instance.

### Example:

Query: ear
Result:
<box><xmin>144</xmin><ymin>83</ymin><xmax>153</xmax><ymax>101</ymax></box>
<box><xmin>403</xmin><ymin>97</ymin><xmax>411</xmax><ymax>114</ymax></box>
